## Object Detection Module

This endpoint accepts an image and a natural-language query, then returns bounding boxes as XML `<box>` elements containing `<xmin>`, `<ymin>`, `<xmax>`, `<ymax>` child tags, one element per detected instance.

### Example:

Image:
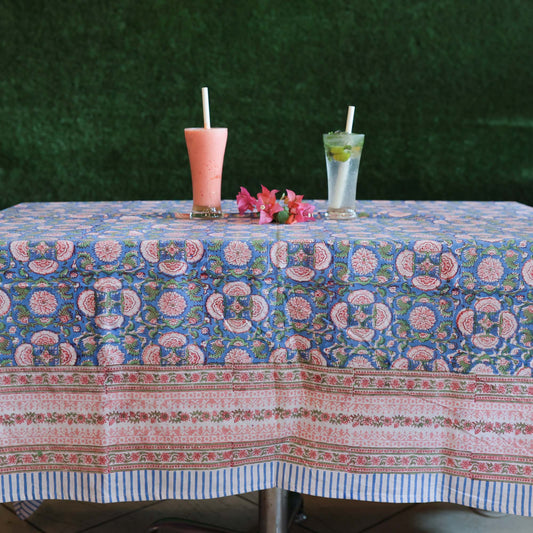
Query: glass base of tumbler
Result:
<box><xmin>190</xmin><ymin>205</ymin><xmax>223</xmax><ymax>219</ymax></box>
<box><xmin>325</xmin><ymin>207</ymin><xmax>356</xmax><ymax>219</ymax></box>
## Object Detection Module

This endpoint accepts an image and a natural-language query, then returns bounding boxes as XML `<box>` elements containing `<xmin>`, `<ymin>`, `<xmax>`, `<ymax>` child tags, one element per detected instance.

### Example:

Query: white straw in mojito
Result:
<box><xmin>202</xmin><ymin>86</ymin><xmax>211</xmax><ymax>129</ymax></box>
<box><xmin>330</xmin><ymin>105</ymin><xmax>355</xmax><ymax>209</ymax></box>
<box><xmin>345</xmin><ymin>105</ymin><xmax>355</xmax><ymax>134</ymax></box>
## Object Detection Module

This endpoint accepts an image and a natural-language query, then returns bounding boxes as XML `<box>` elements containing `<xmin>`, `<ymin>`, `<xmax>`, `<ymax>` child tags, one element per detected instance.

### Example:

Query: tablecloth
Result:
<box><xmin>0</xmin><ymin>200</ymin><xmax>532</xmax><ymax>517</ymax></box>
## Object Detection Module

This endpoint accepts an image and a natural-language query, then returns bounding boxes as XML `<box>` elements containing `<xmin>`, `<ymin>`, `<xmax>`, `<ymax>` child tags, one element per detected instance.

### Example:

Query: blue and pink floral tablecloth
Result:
<box><xmin>0</xmin><ymin>200</ymin><xmax>532</xmax><ymax>517</ymax></box>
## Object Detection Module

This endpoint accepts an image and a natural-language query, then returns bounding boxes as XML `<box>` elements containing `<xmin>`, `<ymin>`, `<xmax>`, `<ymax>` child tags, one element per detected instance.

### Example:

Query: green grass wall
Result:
<box><xmin>0</xmin><ymin>0</ymin><xmax>531</xmax><ymax>209</ymax></box>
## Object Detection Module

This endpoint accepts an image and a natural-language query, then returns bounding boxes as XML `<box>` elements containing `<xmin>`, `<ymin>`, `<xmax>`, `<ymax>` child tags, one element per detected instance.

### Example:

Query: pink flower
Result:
<box><xmin>256</xmin><ymin>185</ymin><xmax>283</xmax><ymax>224</ymax></box>
<box><xmin>236</xmin><ymin>187</ymin><xmax>258</xmax><ymax>214</ymax></box>
<box><xmin>158</xmin><ymin>291</ymin><xmax>186</xmax><ymax>316</ymax></box>
<box><xmin>351</xmin><ymin>248</ymin><xmax>378</xmax><ymax>274</ymax></box>
<box><xmin>94</xmin><ymin>240</ymin><xmax>122</xmax><ymax>262</ymax></box>
<box><xmin>284</xmin><ymin>189</ymin><xmax>315</xmax><ymax>223</ymax></box>
<box><xmin>285</xmin><ymin>189</ymin><xmax>304</xmax><ymax>206</ymax></box>
<box><xmin>236</xmin><ymin>186</ymin><xmax>314</xmax><ymax>224</ymax></box>
<box><xmin>299</xmin><ymin>203</ymin><xmax>315</xmax><ymax>220</ymax></box>
<box><xmin>226</xmin><ymin>348</ymin><xmax>252</xmax><ymax>364</ymax></box>
<box><xmin>286</xmin><ymin>296</ymin><xmax>312</xmax><ymax>320</ymax></box>
<box><xmin>409</xmin><ymin>306</ymin><xmax>436</xmax><ymax>330</ymax></box>
<box><xmin>97</xmin><ymin>344</ymin><xmax>125</xmax><ymax>366</ymax></box>
<box><xmin>477</xmin><ymin>257</ymin><xmax>504</xmax><ymax>282</ymax></box>
<box><xmin>29</xmin><ymin>290</ymin><xmax>58</xmax><ymax>315</ymax></box>
<box><xmin>224</xmin><ymin>241</ymin><xmax>252</xmax><ymax>265</ymax></box>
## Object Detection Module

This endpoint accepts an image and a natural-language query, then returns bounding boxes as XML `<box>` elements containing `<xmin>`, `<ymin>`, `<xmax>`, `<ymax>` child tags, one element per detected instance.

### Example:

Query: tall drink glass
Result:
<box><xmin>323</xmin><ymin>132</ymin><xmax>364</xmax><ymax>219</ymax></box>
<box><xmin>184</xmin><ymin>127</ymin><xmax>228</xmax><ymax>218</ymax></box>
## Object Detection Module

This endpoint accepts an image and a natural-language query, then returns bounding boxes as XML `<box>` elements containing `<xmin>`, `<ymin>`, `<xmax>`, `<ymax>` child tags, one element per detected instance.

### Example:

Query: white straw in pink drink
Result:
<box><xmin>202</xmin><ymin>87</ymin><xmax>211</xmax><ymax>129</ymax></box>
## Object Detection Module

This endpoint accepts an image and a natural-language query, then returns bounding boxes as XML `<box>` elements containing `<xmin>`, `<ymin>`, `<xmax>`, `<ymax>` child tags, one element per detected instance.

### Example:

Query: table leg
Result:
<box><xmin>258</xmin><ymin>488</ymin><xmax>289</xmax><ymax>533</ymax></box>
<box><xmin>147</xmin><ymin>489</ymin><xmax>304</xmax><ymax>533</ymax></box>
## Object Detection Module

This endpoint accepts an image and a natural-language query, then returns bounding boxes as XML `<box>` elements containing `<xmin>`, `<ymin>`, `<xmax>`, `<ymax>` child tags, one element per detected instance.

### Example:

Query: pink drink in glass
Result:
<box><xmin>184</xmin><ymin>127</ymin><xmax>228</xmax><ymax>218</ymax></box>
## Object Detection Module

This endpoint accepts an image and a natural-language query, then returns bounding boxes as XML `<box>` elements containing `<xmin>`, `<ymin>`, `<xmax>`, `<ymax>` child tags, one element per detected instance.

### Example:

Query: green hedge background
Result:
<box><xmin>1</xmin><ymin>0</ymin><xmax>531</xmax><ymax>209</ymax></box>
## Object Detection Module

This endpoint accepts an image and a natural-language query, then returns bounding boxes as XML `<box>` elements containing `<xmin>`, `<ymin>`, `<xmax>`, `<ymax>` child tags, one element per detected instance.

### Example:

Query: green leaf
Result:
<box><xmin>275</xmin><ymin>209</ymin><xmax>290</xmax><ymax>224</ymax></box>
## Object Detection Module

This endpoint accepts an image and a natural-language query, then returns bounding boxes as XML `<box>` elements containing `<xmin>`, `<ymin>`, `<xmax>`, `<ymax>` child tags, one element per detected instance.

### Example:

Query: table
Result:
<box><xmin>0</xmin><ymin>200</ymin><xmax>532</xmax><ymax>526</ymax></box>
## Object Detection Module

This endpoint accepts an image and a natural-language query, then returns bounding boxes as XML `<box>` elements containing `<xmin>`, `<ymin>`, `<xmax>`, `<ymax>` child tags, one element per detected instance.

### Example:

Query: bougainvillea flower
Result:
<box><xmin>296</xmin><ymin>201</ymin><xmax>316</xmax><ymax>221</ymax></box>
<box><xmin>256</xmin><ymin>185</ymin><xmax>283</xmax><ymax>224</ymax></box>
<box><xmin>236</xmin><ymin>186</ymin><xmax>258</xmax><ymax>214</ymax></box>
<box><xmin>285</xmin><ymin>189</ymin><xmax>316</xmax><ymax>223</ymax></box>
<box><xmin>235</xmin><ymin>186</ymin><xmax>314</xmax><ymax>224</ymax></box>
<box><xmin>285</xmin><ymin>189</ymin><xmax>304</xmax><ymax>206</ymax></box>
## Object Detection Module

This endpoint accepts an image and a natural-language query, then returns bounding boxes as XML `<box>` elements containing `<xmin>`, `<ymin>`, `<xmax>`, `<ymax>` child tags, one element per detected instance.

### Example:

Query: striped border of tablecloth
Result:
<box><xmin>4</xmin><ymin>463</ymin><xmax>533</xmax><ymax>518</ymax></box>
<box><xmin>11</xmin><ymin>500</ymin><xmax>42</xmax><ymax>520</ymax></box>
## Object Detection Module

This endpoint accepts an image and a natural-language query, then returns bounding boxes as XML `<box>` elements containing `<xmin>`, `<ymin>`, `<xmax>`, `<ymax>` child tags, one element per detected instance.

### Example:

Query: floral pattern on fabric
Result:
<box><xmin>0</xmin><ymin>200</ymin><xmax>531</xmax><ymax>375</ymax></box>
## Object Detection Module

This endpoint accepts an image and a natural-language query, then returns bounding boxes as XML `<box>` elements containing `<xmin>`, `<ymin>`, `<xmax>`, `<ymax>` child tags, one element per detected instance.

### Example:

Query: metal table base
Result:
<box><xmin>147</xmin><ymin>488</ymin><xmax>304</xmax><ymax>533</ymax></box>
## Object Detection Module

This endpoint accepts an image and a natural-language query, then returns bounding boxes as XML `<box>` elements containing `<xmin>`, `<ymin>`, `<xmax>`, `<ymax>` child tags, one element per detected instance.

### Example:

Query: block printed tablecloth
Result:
<box><xmin>0</xmin><ymin>200</ymin><xmax>532</xmax><ymax>516</ymax></box>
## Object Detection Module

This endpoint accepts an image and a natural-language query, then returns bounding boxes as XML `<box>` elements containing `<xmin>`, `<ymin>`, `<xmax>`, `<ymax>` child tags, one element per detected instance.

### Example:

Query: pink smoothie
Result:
<box><xmin>184</xmin><ymin>128</ymin><xmax>227</xmax><ymax>212</ymax></box>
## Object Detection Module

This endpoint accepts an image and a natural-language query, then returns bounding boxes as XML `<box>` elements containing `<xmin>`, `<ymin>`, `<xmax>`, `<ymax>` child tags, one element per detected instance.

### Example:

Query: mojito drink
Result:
<box><xmin>324</xmin><ymin>132</ymin><xmax>364</xmax><ymax>219</ymax></box>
